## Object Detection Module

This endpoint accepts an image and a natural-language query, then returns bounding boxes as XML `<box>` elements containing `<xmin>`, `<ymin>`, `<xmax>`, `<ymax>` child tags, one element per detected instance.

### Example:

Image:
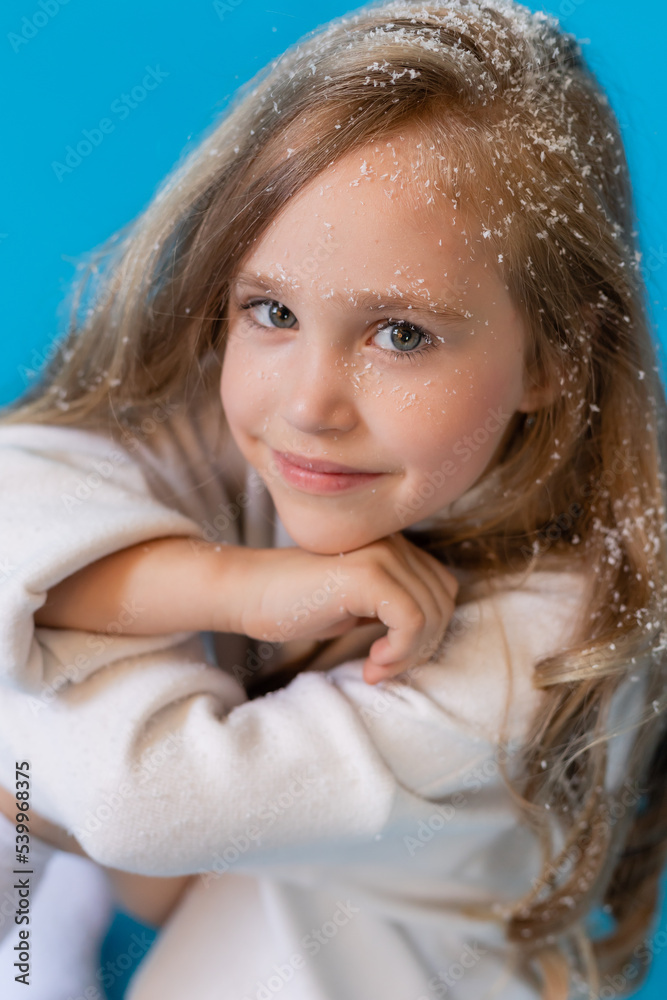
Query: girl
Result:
<box><xmin>0</xmin><ymin>1</ymin><xmax>665</xmax><ymax>998</ymax></box>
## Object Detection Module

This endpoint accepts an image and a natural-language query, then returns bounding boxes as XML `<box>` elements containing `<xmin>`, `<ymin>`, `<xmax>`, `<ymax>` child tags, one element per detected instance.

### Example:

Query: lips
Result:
<box><xmin>269</xmin><ymin>448</ymin><xmax>385</xmax><ymax>495</ymax></box>
<box><xmin>275</xmin><ymin>449</ymin><xmax>377</xmax><ymax>475</ymax></box>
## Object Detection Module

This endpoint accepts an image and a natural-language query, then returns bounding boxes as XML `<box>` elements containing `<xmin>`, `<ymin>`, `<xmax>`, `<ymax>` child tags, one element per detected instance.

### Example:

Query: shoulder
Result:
<box><xmin>0</xmin><ymin>421</ymin><xmax>149</xmax><ymax>490</ymax></box>
<box><xmin>452</xmin><ymin>562</ymin><xmax>593</xmax><ymax>658</ymax></box>
<box><xmin>0</xmin><ymin>401</ymin><xmax>246</xmax><ymax>523</ymax></box>
<box><xmin>0</xmin><ymin>420</ymin><xmax>126</xmax><ymax>457</ymax></box>
<box><xmin>419</xmin><ymin>562</ymin><xmax>593</xmax><ymax>739</ymax></box>
<box><xmin>0</xmin><ymin>421</ymin><xmax>170</xmax><ymax>521</ymax></box>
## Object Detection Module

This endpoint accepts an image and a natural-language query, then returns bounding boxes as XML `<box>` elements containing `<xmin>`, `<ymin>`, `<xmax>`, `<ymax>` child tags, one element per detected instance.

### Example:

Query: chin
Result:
<box><xmin>284</xmin><ymin>529</ymin><xmax>368</xmax><ymax>556</ymax></box>
<box><xmin>277</xmin><ymin>515</ymin><xmax>377</xmax><ymax>555</ymax></box>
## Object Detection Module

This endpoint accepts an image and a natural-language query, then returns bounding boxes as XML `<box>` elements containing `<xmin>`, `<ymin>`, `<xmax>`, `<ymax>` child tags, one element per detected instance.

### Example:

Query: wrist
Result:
<box><xmin>202</xmin><ymin>542</ymin><xmax>262</xmax><ymax>635</ymax></box>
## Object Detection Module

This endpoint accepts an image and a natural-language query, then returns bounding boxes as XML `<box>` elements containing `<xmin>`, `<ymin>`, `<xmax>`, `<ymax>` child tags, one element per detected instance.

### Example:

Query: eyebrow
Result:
<box><xmin>230</xmin><ymin>271</ymin><xmax>471</xmax><ymax>322</ymax></box>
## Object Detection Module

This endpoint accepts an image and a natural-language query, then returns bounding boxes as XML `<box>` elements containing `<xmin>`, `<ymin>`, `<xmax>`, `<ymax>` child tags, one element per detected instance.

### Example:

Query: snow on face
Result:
<box><xmin>220</xmin><ymin>138</ymin><xmax>542</xmax><ymax>555</ymax></box>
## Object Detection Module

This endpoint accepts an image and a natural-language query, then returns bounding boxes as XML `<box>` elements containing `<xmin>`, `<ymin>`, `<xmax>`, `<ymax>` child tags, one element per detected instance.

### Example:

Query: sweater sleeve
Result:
<box><xmin>0</xmin><ymin>631</ymin><xmax>405</xmax><ymax>874</ymax></box>
<box><xmin>0</xmin><ymin>566</ymin><xmax>592</xmax><ymax>878</ymax></box>
<box><xmin>0</xmin><ymin>423</ymin><xmax>208</xmax><ymax>692</ymax></box>
<box><xmin>0</xmin><ymin>423</ymin><xmax>594</xmax><ymax>879</ymax></box>
<box><xmin>0</xmin><ymin>422</ymin><xmax>401</xmax><ymax>874</ymax></box>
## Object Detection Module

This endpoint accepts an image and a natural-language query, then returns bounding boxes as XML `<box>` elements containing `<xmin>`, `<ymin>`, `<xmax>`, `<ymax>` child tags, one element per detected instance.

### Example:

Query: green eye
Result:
<box><xmin>375</xmin><ymin>320</ymin><xmax>429</xmax><ymax>353</ymax></box>
<box><xmin>241</xmin><ymin>299</ymin><xmax>297</xmax><ymax>329</ymax></box>
<box><xmin>239</xmin><ymin>298</ymin><xmax>437</xmax><ymax>364</ymax></box>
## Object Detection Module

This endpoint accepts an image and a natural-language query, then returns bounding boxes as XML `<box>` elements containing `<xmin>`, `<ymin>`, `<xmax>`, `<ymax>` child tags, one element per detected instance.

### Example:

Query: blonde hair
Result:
<box><xmin>4</xmin><ymin>1</ymin><xmax>666</xmax><ymax>994</ymax></box>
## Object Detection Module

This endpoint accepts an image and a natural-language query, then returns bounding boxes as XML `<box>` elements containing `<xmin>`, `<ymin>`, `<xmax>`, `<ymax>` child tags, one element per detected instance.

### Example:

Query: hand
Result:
<box><xmin>233</xmin><ymin>533</ymin><xmax>459</xmax><ymax>685</ymax></box>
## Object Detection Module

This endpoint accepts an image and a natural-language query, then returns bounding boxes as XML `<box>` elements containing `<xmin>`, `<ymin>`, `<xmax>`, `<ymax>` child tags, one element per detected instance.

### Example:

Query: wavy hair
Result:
<box><xmin>3</xmin><ymin>1</ymin><xmax>666</xmax><ymax>995</ymax></box>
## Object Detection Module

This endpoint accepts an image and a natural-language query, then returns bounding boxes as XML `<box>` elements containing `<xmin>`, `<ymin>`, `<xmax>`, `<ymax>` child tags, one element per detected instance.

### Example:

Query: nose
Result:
<box><xmin>281</xmin><ymin>340</ymin><xmax>358</xmax><ymax>435</ymax></box>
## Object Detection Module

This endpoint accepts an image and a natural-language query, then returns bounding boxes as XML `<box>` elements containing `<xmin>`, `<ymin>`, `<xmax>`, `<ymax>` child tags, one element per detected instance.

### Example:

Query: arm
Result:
<box><xmin>1</xmin><ymin>565</ymin><xmax>589</xmax><ymax>877</ymax></box>
<box><xmin>33</xmin><ymin>533</ymin><xmax>458</xmax><ymax>685</ymax></box>
<box><xmin>34</xmin><ymin>536</ymin><xmax>247</xmax><ymax>635</ymax></box>
<box><xmin>0</xmin><ymin>580</ymin><xmax>534</xmax><ymax>878</ymax></box>
<box><xmin>0</xmin><ymin>634</ymin><xmax>399</xmax><ymax>875</ymax></box>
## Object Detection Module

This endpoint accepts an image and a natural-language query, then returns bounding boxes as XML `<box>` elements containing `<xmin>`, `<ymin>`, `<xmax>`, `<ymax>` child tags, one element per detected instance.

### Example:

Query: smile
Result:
<box><xmin>271</xmin><ymin>449</ymin><xmax>385</xmax><ymax>494</ymax></box>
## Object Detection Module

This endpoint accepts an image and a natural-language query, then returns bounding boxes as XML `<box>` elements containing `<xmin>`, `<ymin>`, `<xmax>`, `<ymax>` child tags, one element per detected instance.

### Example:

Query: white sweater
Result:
<box><xmin>0</xmin><ymin>395</ymin><xmax>599</xmax><ymax>999</ymax></box>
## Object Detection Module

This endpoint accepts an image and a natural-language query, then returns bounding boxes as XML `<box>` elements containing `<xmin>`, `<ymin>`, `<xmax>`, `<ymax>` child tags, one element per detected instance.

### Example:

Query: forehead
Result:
<box><xmin>236</xmin><ymin>137</ymin><xmax>497</xmax><ymax>305</ymax></box>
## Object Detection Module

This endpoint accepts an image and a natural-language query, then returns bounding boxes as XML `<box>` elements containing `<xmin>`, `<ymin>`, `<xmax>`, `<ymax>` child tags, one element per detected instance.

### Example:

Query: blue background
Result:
<box><xmin>1</xmin><ymin>0</ymin><xmax>665</xmax><ymax>996</ymax></box>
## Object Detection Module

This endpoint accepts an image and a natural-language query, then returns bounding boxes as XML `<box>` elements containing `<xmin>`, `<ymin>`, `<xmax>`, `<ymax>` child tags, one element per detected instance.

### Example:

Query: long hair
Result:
<box><xmin>3</xmin><ymin>1</ymin><xmax>666</xmax><ymax>994</ymax></box>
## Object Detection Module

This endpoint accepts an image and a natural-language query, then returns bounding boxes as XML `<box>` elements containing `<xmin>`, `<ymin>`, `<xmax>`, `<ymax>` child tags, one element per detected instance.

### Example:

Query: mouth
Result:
<box><xmin>270</xmin><ymin>449</ymin><xmax>386</xmax><ymax>494</ymax></box>
<box><xmin>276</xmin><ymin>450</ymin><xmax>379</xmax><ymax>474</ymax></box>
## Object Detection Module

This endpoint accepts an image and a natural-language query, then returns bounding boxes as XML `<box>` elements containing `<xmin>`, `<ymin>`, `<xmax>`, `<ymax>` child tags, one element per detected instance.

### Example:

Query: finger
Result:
<box><xmin>381</xmin><ymin>540</ymin><xmax>456</xmax><ymax>666</ymax></box>
<box><xmin>389</xmin><ymin>540</ymin><xmax>451</xmax><ymax>631</ymax></box>
<box><xmin>338</xmin><ymin>571</ymin><xmax>423</xmax><ymax>666</ymax></box>
<box><xmin>312</xmin><ymin>618</ymin><xmax>361</xmax><ymax>639</ymax></box>
<box><xmin>363</xmin><ymin>657</ymin><xmax>393</xmax><ymax>685</ymax></box>
<box><xmin>363</xmin><ymin>655</ymin><xmax>415</xmax><ymax>685</ymax></box>
<box><xmin>420</xmin><ymin>553</ymin><xmax>459</xmax><ymax>605</ymax></box>
<box><xmin>313</xmin><ymin>616</ymin><xmax>379</xmax><ymax>639</ymax></box>
<box><xmin>392</xmin><ymin>533</ymin><xmax>459</xmax><ymax>604</ymax></box>
<box><xmin>402</xmin><ymin>552</ymin><xmax>458</xmax><ymax>663</ymax></box>
<box><xmin>392</xmin><ymin>540</ymin><xmax>460</xmax><ymax>646</ymax></box>
<box><xmin>365</xmin><ymin>572</ymin><xmax>433</xmax><ymax>665</ymax></box>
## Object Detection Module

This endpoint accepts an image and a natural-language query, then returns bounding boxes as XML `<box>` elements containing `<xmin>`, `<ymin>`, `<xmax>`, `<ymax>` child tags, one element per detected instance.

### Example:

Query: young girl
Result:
<box><xmin>0</xmin><ymin>0</ymin><xmax>665</xmax><ymax>997</ymax></box>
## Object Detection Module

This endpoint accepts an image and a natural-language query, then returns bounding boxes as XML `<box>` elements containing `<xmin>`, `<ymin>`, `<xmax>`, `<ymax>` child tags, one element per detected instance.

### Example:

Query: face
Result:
<box><xmin>220</xmin><ymin>136</ymin><xmax>543</xmax><ymax>555</ymax></box>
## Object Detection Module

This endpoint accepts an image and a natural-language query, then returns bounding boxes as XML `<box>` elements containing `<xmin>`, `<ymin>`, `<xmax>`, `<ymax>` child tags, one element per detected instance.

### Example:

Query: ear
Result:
<box><xmin>517</xmin><ymin>304</ymin><xmax>598</xmax><ymax>415</ymax></box>
<box><xmin>517</xmin><ymin>372</ymin><xmax>559</xmax><ymax>414</ymax></box>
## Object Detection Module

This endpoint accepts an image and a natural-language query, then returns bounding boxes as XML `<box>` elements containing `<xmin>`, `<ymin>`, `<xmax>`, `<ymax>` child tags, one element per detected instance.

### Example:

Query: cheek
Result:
<box><xmin>220</xmin><ymin>340</ymin><xmax>269</xmax><ymax>431</ymax></box>
<box><xmin>219</xmin><ymin>352</ymin><xmax>240</xmax><ymax>424</ymax></box>
<box><xmin>379</xmin><ymin>364</ymin><xmax>520</xmax><ymax>473</ymax></box>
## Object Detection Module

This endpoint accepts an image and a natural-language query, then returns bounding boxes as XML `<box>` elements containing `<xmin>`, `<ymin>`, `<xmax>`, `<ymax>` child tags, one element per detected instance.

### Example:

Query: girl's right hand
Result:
<box><xmin>231</xmin><ymin>533</ymin><xmax>459</xmax><ymax>684</ymax></box>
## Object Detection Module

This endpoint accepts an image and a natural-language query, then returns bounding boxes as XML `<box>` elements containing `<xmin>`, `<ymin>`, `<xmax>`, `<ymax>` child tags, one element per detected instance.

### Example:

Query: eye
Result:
<box><xmin>239</xmin><ymin>298</ymin><xmax>297</xmax><ymax>329</ymax></box>
<box><xmin>372</xmin><ymin>320</ymin><xmax>435</xmax><ymax>362</ymax></box>
<box><xmin>238</xmin><ymin>297</ymin><xmax>438</xmax><ymax>364</ymax></box>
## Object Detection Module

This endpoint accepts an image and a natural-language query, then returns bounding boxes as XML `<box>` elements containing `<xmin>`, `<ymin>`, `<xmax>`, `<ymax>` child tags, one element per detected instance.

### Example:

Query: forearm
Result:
<box><xmin>33</xmin><ymin>536</ymin><xmax>247</xmax><ymax>635</ymax></box>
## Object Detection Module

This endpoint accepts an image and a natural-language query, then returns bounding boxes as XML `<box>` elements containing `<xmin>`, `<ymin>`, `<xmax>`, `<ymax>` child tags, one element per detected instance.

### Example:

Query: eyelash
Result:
<box><xmin>238</xmin><ymin>298</ymin><xmax>436</xmax><ymax>364</ymax></box>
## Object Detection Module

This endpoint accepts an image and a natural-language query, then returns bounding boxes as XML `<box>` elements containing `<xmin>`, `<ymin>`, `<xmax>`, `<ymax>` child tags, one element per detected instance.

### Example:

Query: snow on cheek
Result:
<box><xmin>348</xmin><ymin>354</ymin><xmax>386</xmax><ymax>397</ymax></box>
